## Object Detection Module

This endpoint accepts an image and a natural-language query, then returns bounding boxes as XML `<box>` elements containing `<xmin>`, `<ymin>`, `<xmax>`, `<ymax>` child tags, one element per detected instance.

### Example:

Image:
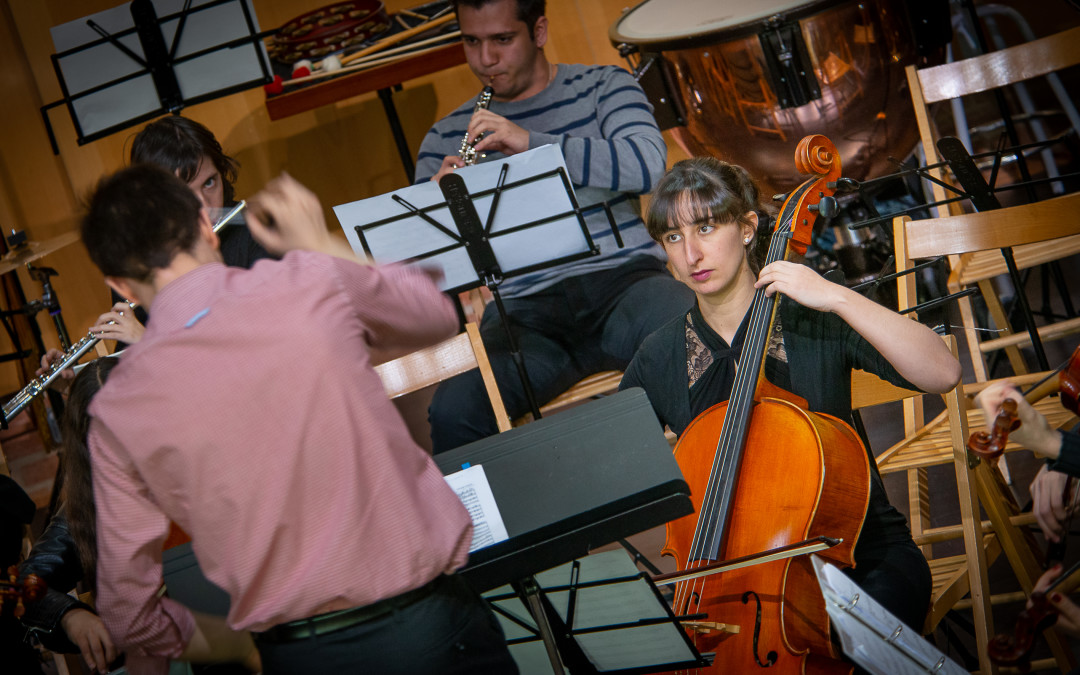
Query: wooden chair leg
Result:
<box><xmin>957</xmin><ymin>294</ymin><xmax>990</xmax><ymax>382</ymax></box>
<box><xmin>907</xmin><ymin>466</ymin><xmax>932</xmax><ymax>559</ymax></box>
<box><xmin>945</xmin><ymin>387</ymin><xmax>996</xmax><ymax>674</ymax></box>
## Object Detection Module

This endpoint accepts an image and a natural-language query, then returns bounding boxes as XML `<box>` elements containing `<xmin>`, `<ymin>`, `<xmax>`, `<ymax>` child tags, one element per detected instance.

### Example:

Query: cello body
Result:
<box><xmin>666</xmin><ymin>384</ymin><xmax>870</xmax><ymax>673</ymax></box>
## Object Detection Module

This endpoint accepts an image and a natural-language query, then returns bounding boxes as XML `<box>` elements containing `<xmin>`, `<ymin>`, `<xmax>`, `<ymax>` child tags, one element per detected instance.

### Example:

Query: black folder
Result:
<box><xmin>435</xmin><ymin>388</ymin><xmax>692</xmax><ymax>591</ymax></box>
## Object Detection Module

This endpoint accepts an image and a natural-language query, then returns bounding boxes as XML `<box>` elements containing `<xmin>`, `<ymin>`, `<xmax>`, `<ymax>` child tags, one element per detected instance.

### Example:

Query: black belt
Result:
<box><xmin>254</xmin><ymin>575</ymin><xmax>445</xmax><ymax>644</ymax></box>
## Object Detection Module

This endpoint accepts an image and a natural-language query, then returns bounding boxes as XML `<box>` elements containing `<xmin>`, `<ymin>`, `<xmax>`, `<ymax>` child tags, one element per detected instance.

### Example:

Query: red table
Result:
<box><xmin>265</xmin><ymin>41</ymin><xmax>466</xmax><ymax>181</ymax></box>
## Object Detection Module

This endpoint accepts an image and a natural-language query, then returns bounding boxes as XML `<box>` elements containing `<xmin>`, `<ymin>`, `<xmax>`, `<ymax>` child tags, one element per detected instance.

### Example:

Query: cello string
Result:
<box><xmin>683</xmin><ymin>216</ymin><xmax>793</xmax><ymax>575</ymax></box>
<box><xmin>686</xmin><ymin>217</ymin><xmax>791</xmax><ymax>564</ymax></box>
<box><xmin>679</xmin><ymin>220</ymin><xmax>792</xmax><ymax>615</ymax></box>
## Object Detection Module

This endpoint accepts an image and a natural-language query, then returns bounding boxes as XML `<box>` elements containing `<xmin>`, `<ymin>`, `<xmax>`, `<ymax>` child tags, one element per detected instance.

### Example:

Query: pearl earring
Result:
<box><xmin>744</xmin><ymin>238</ymin><xmax>751</xmax><ymax>244</ymax></box>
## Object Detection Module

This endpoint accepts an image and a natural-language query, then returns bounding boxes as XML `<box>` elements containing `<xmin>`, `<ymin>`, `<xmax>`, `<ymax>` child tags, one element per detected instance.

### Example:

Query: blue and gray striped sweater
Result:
<box><xmin>415</xmin><ymin>63</ymin><xmax>668</xmax><ymax>297</ymax></box>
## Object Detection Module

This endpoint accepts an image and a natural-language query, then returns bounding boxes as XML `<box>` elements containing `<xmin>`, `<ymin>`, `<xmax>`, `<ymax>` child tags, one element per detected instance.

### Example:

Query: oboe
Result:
<box><xmin>457</xmin><ymin>86</ymin><xmax>494</xmax><ymax>166</ymax></box>
<box><xmin>2</xmin><ymin>331</ymin><xmax>100</xmax><ymax>425</ymax></box>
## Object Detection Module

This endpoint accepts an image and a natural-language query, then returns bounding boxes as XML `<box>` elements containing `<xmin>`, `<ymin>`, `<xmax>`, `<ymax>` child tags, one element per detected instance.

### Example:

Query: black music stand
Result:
<box><xmin>41</xmin><ymin>0</ymin><xmax>271</xmax><ymax>151</ymax></box>
<box><xmin>335</xmin><ymin>145</ymin><xmax>625</xmax><ymax>419</ymax></box>
<box><xmin>435</xmin><ymin>389</ymin><xmax>697</xmax><ymax>673</ymax></box>
<box><xmin>485</xmin><ymin>550</ymin><xmax>705</xmax><ymax>675</ymax></box>
<box><xmin>846</xmin><ymin>135</ymin><xmax>1080</xmax><ymax>371</ymax></box>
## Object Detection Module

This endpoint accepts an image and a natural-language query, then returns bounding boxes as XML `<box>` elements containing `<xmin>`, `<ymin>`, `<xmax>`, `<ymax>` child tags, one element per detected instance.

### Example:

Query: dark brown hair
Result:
<box><xmin>452</xmin><ymin>0</ymin><xmax>545</xmax><ymax>33</ymax></box>
<box><xmin>131</xmin><ymin>115</ymin><xmax>239</xmax><ymax>204</ymax></box>
<box><xmin>646</xmin><ymin>157</ymin><xmax>774</xmax><ymax>274</ymax></box>
<box><xmin>61</xmin><ymin>357</ymin><xmax>120</xmax><ymax>591</ymax></box>
<box><xmin>82</xmin><ymin>164</ymin><xmax>202</xmax><ymax>281</ymax></box>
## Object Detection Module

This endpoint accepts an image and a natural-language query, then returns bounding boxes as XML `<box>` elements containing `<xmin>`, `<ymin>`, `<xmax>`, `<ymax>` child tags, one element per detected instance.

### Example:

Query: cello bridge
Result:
<box><xmin>681</xmin><ymin>620</ymin><xmax>740</xmax><ymax>635</ymax></box>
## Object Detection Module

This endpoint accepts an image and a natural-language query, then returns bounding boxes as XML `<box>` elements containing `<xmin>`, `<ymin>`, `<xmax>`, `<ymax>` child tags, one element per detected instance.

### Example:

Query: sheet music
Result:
<box><xmin>444</xmin><ymin>464</ymin><xmax>509</xmax><ymax>552</ymax></box>
<box><xmin>333</xmin><ymin>145</ymin><xmax>592</xmax><ymax>292</ymax></box>
<box><xmin>50</xmin><ymin>0</ymin><xmax>267</xmax><ymax>138</ymax></box>
<box><xmin>484</xmin><ymin>550</ymin><xmax>699</xmax><ymax>674</ymax></box>
<box><xmin>812</xmin><ymin>556</ymin><xmax>966</xmax><ymax>675</ymax></box>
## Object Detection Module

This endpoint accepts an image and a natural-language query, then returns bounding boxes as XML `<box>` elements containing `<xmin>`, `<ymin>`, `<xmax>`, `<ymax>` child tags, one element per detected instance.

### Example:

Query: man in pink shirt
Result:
<box><xmin>80</xmin><ymin>166</ymin><xmax>517</xmax><ymax>674</ymax></box>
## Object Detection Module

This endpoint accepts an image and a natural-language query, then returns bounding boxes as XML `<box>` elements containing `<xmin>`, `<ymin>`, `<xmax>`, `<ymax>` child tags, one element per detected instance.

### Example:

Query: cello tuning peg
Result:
<box><xmin>827</xmin><ymin>177</ymin><xmax>860</xmax><ymax>194</ymax></box>
<box><xmin>772</xmin><ymin>193</ymin><xmax>788</xmax><ymax>203</ymax></box>
<box><xmin>808</xmin><ymin>196</ymin><xmax>839</xmax><ymax>219</ymax></box>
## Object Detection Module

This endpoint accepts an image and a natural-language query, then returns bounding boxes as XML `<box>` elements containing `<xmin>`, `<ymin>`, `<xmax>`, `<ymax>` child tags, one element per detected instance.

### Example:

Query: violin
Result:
<box><xmin>987</xmin><ymin>557</ymin><xmax>1080</xmax><ymax>669</ymax></box>
<box><xmin>1</xmin><ymin>566</ymin><xmax>46</xmax><ymax>619</ymax></box>
<box><xmin>968</xmin><ymin>345</ymin><xmax>1080</xmax><ymax>460</ymax></box>
<box><xmin>973</xmin><ymin>345</ymin><xmax>1080</xmax><ymax>669</ymax></box>
<box><xmin>665</xmin><ymin>135</ymin><xmax>866</xmax><ymax>674</ymax></box>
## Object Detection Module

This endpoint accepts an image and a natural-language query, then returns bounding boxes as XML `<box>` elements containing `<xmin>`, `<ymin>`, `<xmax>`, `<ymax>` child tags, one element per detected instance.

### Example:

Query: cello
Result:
<box><xmin>666</xmin><ymin>135</ymin><xmax>869</xmax><ymax>674</ymax></box>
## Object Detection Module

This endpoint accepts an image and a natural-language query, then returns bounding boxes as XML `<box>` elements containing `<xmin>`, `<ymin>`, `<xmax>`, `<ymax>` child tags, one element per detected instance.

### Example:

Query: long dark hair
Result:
<box><xmin>61</xmin><ymin>357</ymin><xmax>120</xmax><ymax>591</ymax></box>
<box><xmin>646</xmin><ymin>157</ymin><xmax>774</xmax><ymax>274</ymax></box>
<box><xmin>130</xmin><ymin>115</ymin><xmax>239</xmax><ymax>204</ymax></box>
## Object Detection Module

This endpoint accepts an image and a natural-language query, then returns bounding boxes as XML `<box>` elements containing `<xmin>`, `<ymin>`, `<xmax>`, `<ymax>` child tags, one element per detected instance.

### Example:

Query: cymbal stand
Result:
<box><xmin>26</xmin><ymin>265</ymin><xmax>72</xmax><ymax>350</ymax></box>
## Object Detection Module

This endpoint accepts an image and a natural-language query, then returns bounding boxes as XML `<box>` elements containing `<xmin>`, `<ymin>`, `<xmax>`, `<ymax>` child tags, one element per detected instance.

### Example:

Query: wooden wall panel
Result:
<box><xmin>0</xmin><ymin>0</ymin><xmax>662</xmax><ymax>393</ymax></box>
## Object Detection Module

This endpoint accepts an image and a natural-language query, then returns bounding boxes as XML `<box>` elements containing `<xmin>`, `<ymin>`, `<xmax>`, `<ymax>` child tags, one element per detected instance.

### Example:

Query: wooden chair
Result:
<box><xmin>457</xmin><ymin>287</ymin><xmax>625</xmax><ymax>426</ymax></box>
<box><xmin>851</xmin><ymin>336</ymin><xmax>1002</xmax><ymax>672</ymax></box>
<box><xmin>513</xmin><ymin>369</ymin><xmax>624</xmax><ymax>426</ymax></box>
<box><xmin>906</xmin><ymin>25</ymin><xmax>1080</xmax><ymax>380</ymax></box>
<box><xmin>886</xmin><ymin>210</ymin><xmax>1080</xmax><ymax>672</ymax></box>
<box><xmin>375</xmin><ymin>322</ymin><xmax>511</xmax><ymax>433</ymax></box>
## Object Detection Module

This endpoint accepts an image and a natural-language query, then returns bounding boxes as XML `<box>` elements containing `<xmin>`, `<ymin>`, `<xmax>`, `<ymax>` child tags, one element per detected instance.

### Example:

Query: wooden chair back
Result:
<box><xmin>904</xmin><ymin>26</ymin><xmax>1080</xmax><ymax>380</ymax></box>
<box><xmin>375</xmin><ymin>322</ymin><xmax>511</xmax><ymax>432</ymax></box>
<box><xmin>894</xmin><ymin>194</ymin><xmax>1080</xmax><ymax>372</ymax></box>
<box><xmin>908</xmin><ymin>25</ymin><xmax>1080</xmax><ymax>209</ymax></box>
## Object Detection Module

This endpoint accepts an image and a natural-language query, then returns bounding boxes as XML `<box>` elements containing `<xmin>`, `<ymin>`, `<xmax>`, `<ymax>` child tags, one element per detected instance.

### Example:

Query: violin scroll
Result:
<box><xmin>968</xmin><ymin>398</ymin><xmax>1020</xmax><ymax>460</ymax></box>
<box><xmin>987</xmin><ymin>590</ymin><xmax>1057</xmax><ymax>668</ymax></box>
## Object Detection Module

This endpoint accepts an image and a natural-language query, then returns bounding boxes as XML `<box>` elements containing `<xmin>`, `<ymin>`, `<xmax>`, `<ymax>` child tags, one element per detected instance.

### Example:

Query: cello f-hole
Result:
<box><xmin>742</xmin><ymin>591</ymin><xmax>779</xmax><ymax>668</ymax></box>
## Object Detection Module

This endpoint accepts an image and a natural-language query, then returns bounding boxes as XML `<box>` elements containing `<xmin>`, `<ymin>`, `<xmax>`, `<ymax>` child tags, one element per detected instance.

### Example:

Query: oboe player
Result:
<box><xmin>416</xmin><ymin>0</ymin><xmax>693</xmax><ymax>454</ymax></box>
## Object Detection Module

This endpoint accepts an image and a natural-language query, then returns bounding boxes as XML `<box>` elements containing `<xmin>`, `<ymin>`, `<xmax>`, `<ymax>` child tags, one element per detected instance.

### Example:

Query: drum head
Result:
<box><xmin>611</xmin><ymin>0</ymin><xmax>841</xmax><ymax>50</ymax></box>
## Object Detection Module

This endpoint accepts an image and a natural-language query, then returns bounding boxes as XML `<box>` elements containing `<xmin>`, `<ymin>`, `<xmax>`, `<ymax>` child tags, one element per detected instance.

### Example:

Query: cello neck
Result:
<box><xmin>688</xmin><ymin>181</ymin><xmax>814</xmax><ymax>562</ymax></box>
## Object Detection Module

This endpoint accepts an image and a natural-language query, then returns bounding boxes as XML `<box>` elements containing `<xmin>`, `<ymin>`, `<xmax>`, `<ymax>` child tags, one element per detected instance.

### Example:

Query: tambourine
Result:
<box><xmin>269</xmin><ymin>1</ymin><xmax>391</xmax><ymax>64</ymax></box>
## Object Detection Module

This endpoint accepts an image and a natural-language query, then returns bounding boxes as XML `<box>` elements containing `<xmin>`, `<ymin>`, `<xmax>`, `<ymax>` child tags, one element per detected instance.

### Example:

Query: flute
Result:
<box><xmin>2</xmin><ymin>331</ymin><xmax>101</xmax><ymax>425</ymax></box>
<box><xmin>2</xmin><ymin>205</ymin><xmax>246</xmax><ymax>426</ymax></box>
<box><xmin>212</xmin><ymin>200</ymin><xmax>246</xmax><ymax>233</ymax></box>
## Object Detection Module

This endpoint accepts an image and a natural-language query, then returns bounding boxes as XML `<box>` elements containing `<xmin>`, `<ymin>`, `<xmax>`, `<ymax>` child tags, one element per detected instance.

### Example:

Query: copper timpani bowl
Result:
<box><xmin>611</xmin><ymin>0</ymin><xmax>943</xmax><ymax>194</ymax></box>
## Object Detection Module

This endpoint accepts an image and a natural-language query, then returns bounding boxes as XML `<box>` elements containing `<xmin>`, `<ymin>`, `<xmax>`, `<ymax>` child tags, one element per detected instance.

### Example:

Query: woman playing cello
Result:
<box><xmin>619</xmin><ymin>157</ymin><xmax>961</xmax><ymax>657</ymax></box>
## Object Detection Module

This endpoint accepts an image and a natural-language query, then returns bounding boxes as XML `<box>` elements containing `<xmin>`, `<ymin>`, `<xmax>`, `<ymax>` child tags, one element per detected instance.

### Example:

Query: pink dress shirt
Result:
<box><xmin>88</xmin><ymin>252</ymin><xmax>469</xmax><ymax>663</ymax></box>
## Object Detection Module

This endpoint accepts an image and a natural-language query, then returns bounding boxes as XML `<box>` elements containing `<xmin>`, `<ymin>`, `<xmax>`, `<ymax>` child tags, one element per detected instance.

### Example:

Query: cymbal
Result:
<box><xmin>0</xmin><ymin>231</ymin><xmax>80</xmax><ymax>277</ymax></box>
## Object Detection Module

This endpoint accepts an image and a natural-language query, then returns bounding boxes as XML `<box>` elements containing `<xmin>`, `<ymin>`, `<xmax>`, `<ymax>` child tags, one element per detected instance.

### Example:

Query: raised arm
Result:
<box><xmin>246</xmin><ymin>173</ymin><xmax>359</xmax><ymax>262</ymax></box>
<box><xmin>756</xmin><ymin>260</ymin><xmax>962</xmax><ymax>393</ymax></box>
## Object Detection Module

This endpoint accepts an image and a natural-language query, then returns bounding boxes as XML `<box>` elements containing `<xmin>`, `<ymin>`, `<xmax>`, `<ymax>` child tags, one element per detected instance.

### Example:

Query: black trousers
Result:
<box><xmin>255</xmin><ymin>575</ymin><xmax>518</xmax><ymax>674</ymax></box>
<box><xmin>429</xmin><ymin>257</ymin><xmax>694</xmax><ymax>453</ymax></box>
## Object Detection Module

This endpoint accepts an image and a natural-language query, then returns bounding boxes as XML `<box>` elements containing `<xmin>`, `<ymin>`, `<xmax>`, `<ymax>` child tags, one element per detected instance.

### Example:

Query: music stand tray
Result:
<box><xmin>485</xmin><ymin>549</ymin><xmax>705</xmax><ymax>674</ymax></box>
